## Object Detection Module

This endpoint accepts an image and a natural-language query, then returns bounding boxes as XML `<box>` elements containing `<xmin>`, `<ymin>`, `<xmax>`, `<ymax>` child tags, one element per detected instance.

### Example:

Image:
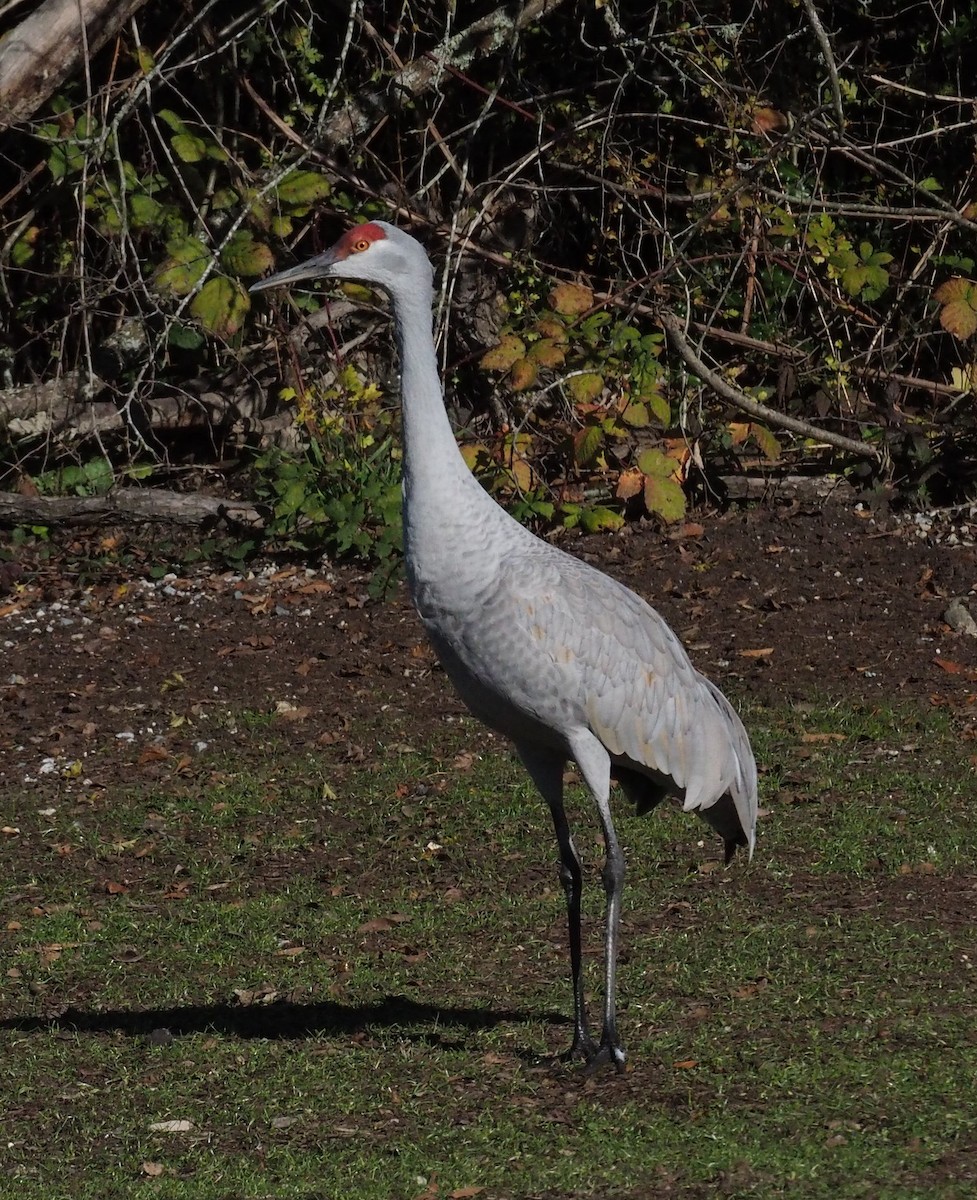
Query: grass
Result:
<box><xmin>3</xmin><ymin>697</ymin><xmax>977</xmax><ymax>1198</ymax></box>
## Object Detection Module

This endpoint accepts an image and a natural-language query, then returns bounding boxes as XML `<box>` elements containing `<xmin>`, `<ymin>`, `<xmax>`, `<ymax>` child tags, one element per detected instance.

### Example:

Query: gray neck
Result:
<box><xmin>389</xmin><ymin>281</ymin><xmax>470</xmax><ymax>504</ymax></box>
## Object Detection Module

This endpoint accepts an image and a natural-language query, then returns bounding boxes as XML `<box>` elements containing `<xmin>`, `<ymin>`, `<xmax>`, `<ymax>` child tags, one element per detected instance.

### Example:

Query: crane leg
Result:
<box><xmin>516</xmin><ymin>742</ymin><xmax>596</xmax><ymax>1064</ymax></box>
<box><xmin>568</xmin><ymin>730</ymin><xmax>626</xmax><ymax>1072</ymax></box>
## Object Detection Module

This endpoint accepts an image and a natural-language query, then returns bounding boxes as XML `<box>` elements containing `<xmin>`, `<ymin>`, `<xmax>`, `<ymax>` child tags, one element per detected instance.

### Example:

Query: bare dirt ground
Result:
<box><xmin>4</xmin><ymin>497</ymin><xmax>977</xmax><ymax>1193</ymax></box>
<box><xmin>4</xmin><ymin>498</ymin><xmax>977</xmax><ymax>798</ymax></box>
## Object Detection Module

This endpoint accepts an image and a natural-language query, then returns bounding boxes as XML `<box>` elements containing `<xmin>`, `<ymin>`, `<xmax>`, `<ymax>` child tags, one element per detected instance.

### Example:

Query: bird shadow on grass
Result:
<box><xmin>0</xmin><ymin>993</ymin><xmax>569</xmax><ymax>1054</ymax></box>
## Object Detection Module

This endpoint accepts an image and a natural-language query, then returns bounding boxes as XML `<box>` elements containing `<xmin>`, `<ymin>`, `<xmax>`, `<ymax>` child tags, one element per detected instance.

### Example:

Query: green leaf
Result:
<box><xmin>642</xmin><ymin>474</ymin><xmax>686</xmax><ymax>523</ymax></box>
<box><xmin>219</xmin><ymin>231</ymin><xmax>275</xmax><ymax>277</ymax></box>
<box><xmin>840</xmin><ymin>262</ymin><xmax>869</xmax><ymax>297</ymax></box>
<box><xmin>567</xmin><ymin>373</ymin><xmax>604</xmax><ymax>403</ymax></box>
<box><xmin>636</xmin><ymin>447</ymin><xmax>673</xmax><ymax>478</ymax></box>
<box><xmin>172</xmin><ymin>133</ymin><xmax>208</xmax><ymax>163</ymax></box>
<box><xmin>528</xmin><ymin>338</ymin><xmax>566</xmax><ymax>367</ymax></box>
<box><xmin>646</xmin><ymin>390</ymin><xmax>671</xmax><ymax>426</ymax></box>
<box><xmin>621</xmin><ymin>401</ymin><xmax>651</xmax><ymax>428</ymax></box>
<box><xmin>276</xmin><ymin>171</ymin><xmax>332</xmax><ymax>208</ymax></box>
<box><xmin>136</xmin><ymin>45</ymin><xmax>155</xmax><ymax>74</ymax></box>
<box><xmin>129</xmin><ymin>193</ymin><xmax>163</xmax><ymax>228</ymax></box>
<box><xmin>573</xmin><ymin>423</ymin><xmax>603</xmax><ymax>466</ymax></box>
<box><xmin>158</xmin><ymin>109</ymin><xmax>186</xmax><ymax>134</ymax></box>
<box><xmin>167</xmin><ymin>323</ymin><xmax>205</xmax><ymax>350</ymax></box>
<box><xmin>190</xmin><ymin>277</ymin><xmax>251</xmax><ymax>338</ymax></box>
<box><xmin>154</xmin><ymin>235</ymin><xmax>210</xmax><ymax>296</ymax></box>
<box><xmin>580</xmin><ymin>506</ymin><xmax>625</xmax><ymax>533</ymax></box>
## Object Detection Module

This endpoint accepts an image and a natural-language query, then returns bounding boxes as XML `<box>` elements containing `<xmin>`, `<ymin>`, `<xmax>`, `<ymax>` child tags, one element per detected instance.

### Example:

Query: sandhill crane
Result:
<box><xmin>250</xmin><ymin>221</ymin><xmax>757</xmax><ymax>1070</ymax></box>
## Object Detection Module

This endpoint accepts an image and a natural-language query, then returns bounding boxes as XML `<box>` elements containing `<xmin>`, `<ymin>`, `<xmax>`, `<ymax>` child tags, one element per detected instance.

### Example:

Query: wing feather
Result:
<box><xmin>501</xmin><ymin>543</ymin><xmax>757</xmax><ymax>854</ymax></box>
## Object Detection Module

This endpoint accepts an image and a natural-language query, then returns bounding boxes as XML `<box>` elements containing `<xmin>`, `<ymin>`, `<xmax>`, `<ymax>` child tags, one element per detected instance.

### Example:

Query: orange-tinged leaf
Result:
<box><xmin>738</xmin><ymin>647</ymin><xmax>774</xmax><ymax>658</ymax></box>
<box><xmin>940</xmin><ymin>302</ymin><xmax>977</xmax><ymax>339</ymax></box>
<box><xmin>673</xmin><ymin>1059</ymin><xmax>699</xmax><ymax>1069</ymax></box>
<box><xmin>451</xmin><ymin>1189</ymin><xmax>484</xmax><ymax>1199</ymax></box>
<box><xmin>933</xmin><ymin>657</ymin><xmax>977</xmax><ymax>679</ymax></box>
<box><xmin>509</xmin><ymin>358</ymin><xmax>538</xmax><ymax>391</ymax></box>
<box><xmin>934</xmin><ymin>277</ymin><xmax>973</xmax><ymax>305</ymax></box>
<box><xmin>549</xmin><ymin>281</ymin><xmax>593</xmax><ymax>315</ymax></box>
<box><xmin>104</xmin><ymin>880</ymin><xmax>129</xmax><ymax>894</ymax></box>
<box><xmin>751</xmin><ymin>422</ymin><xmax>782</xmax><ymax>461</ymax></box>
<box><xmin>139</xmin><ymin>746</ymin><xmax>169</xmax><ymax>765</ymax></box>
<box><xmin>935</xmin><ymin>277</ymin><xmax>977</xmax><ymax>339</ymax></box>
<box><xmin>480</xmin><ymin>334</ymin><xmax>525</xmax><ymax>371</ymax></box>
<box><xmin>728</xmin><ymin>421</ymin><xmax>751</xmax><ymax>446</ymax></box>
<box><xmin>534</xmin><ymin>316</ymin><xmax>567</xmax><ymax>341</ymax></box>
<box><xmin>800</xmin><ymin>732</ymin><xmax>846</xmax><ymax>743</ymax></box>
<box><xmin>615</xmin><ymin>468</ymin><xmax>643</xmax><ymax>500</ymax></box>
<box><xmin>752</xmin><ymin>106</ymin><xmax>788</xmax><ymax>134</ymax></box>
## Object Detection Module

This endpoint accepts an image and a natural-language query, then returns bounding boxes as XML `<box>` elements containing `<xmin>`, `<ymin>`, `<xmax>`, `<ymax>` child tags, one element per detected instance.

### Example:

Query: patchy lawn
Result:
<box><xmin>3</xmin><ymin>500</ymin><xmax>977</xmax><ymax>1197</ymax></box>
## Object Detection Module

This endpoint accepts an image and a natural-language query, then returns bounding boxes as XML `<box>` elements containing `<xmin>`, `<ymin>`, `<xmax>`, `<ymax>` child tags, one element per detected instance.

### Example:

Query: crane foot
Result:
<box><xmin>561</xmin><ymin>1029</ymin><xmax>598</xmax><ymax>1064</ymax></box>
<box><xmin>583</xmin><ymin>1041</ymin><xmax>627</xmax><ymax>1074</ymax></box>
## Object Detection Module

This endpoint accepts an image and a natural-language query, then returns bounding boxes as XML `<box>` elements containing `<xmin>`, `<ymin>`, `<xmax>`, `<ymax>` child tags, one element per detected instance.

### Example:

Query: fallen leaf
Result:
<box><xmin>104</xmin><ymin>880</ymin><xmax>129</xmax><ymax>895</ymax></box>
<box><xmin>800</xmin><ymin>732</ymin><xmax>846</xmax><ymax>744</ymax></box>
<box><xmin>139</xmin><ymin>747</ymin><xmax>169</xmax><ymax>765</ymax></box>
<box><xmin>738</xmin><ymin>647</ymin><xmax>774</xmax><ymax>658</ymax></box>
<box><xmin>673</xmin><ymin>1059</ymin><xmax>699</xmax><ymax>1069</ymax></box>
<box><xmin>148</xmin><ymin>1119</ymin><xmax>193</xmax><ymax>1133</ymax></box>
<box><xmin>358</xmin><ymin>917</ymin><xmax>395</xmax><ymax>933</ymax></box>
<box><xmin>141</xmin><ymin>1162</ymin><xmax>164</xmax><ymax>1177</ymax></box>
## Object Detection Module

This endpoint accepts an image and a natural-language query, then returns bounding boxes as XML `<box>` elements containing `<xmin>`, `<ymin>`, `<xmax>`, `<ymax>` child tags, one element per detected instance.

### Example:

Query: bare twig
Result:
<box><xmin>660</xmin><ymin>311</ymin><xmax>880</xmax><ymax>460</ymax></box>
<box><xmin>800</xmin><ymin>0</ymin><xmax>845</xmax><ymax>130</ymax></box>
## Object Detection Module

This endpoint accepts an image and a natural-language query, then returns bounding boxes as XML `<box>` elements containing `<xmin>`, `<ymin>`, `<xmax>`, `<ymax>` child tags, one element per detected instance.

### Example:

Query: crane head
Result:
<box><xmin>249</xmin><ymin>221</ymin><xmax>432</xmax><ymax>297</ymax></box>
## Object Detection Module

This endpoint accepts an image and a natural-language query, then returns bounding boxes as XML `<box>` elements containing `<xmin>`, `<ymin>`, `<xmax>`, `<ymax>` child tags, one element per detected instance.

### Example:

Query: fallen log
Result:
<box><xmin>0</xmin><ymin>0</ymin><xmax>150</xmax><ymax>130</ymax></box>
<box><xmin>0</xmin><ymin>488</ymin><xmax>264</xmax><ymax>528</ymax></box>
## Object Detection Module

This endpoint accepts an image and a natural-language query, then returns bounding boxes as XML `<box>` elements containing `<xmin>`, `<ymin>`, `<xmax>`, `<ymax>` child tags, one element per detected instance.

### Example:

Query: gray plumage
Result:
<box><xmin>251</xmin><ymin>221</ymin><xmax>757</xmax><ymax>1070</ymax></box>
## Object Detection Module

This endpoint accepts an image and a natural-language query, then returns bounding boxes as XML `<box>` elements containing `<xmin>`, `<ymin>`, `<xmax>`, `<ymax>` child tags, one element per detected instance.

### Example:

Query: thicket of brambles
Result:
<box><xmin>2</xmin><ymin>0</ymin><xmax>976</xmax><ymax>560</ymax></box>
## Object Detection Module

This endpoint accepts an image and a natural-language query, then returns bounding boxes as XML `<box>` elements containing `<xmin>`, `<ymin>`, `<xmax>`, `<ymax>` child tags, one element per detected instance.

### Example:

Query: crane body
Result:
<box><xmin>251</xmin><ymin>221</ymin><xmax>757</xmax><ymax>1069</ymax></box>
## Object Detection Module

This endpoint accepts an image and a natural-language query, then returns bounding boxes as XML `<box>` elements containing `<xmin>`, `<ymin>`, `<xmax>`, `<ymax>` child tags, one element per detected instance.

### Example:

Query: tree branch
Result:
<box><xmin>0</xmin><ymin>488</ymin><xmax>263</xmax><ymax>528</ymax></box>
<box><xmin>659</xmin><ymin>311</ymin><xmax>881</xmax><ymax>460</ymax></box>
<box><xmin>320</xmin><ymin>0</ymin><xmax>567</xmax><ymax>147</ymax></box>
<box><xmin>0</xmin><ymin>0</ymin><xmax>150</xmax><ymax>131</ymax></box>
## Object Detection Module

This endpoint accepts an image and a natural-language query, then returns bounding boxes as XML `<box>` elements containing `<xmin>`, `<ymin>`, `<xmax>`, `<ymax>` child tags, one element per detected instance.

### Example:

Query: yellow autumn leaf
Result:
<box><xmin>480</xmin><ymin>334</ymin><xmax>525</xmax><ymax>371</ymax></box>
<box><xmin>509</xmin><ymin>358</ymin><xmax>538</xmax><ymax>391</ymax></box>
<box><xmin>549</xmin><ymin>282</ymin><xmax>593</xmax><ymax>316</ymax></box>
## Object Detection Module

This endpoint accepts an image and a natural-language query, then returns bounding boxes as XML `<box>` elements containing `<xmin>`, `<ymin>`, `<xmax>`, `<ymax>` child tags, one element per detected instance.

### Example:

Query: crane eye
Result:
<box><xmin>352</xmin><ymin>238</ymin><xmax>371</xmax><ymax>253</ymax></box>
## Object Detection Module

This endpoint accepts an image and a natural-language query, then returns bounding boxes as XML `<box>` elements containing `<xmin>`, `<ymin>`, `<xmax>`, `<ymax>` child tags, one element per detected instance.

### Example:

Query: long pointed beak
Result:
<box><xmin>248</xmin><ymin>249</ymin><xmax>339</xmax><ymax>294</ymax></box>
